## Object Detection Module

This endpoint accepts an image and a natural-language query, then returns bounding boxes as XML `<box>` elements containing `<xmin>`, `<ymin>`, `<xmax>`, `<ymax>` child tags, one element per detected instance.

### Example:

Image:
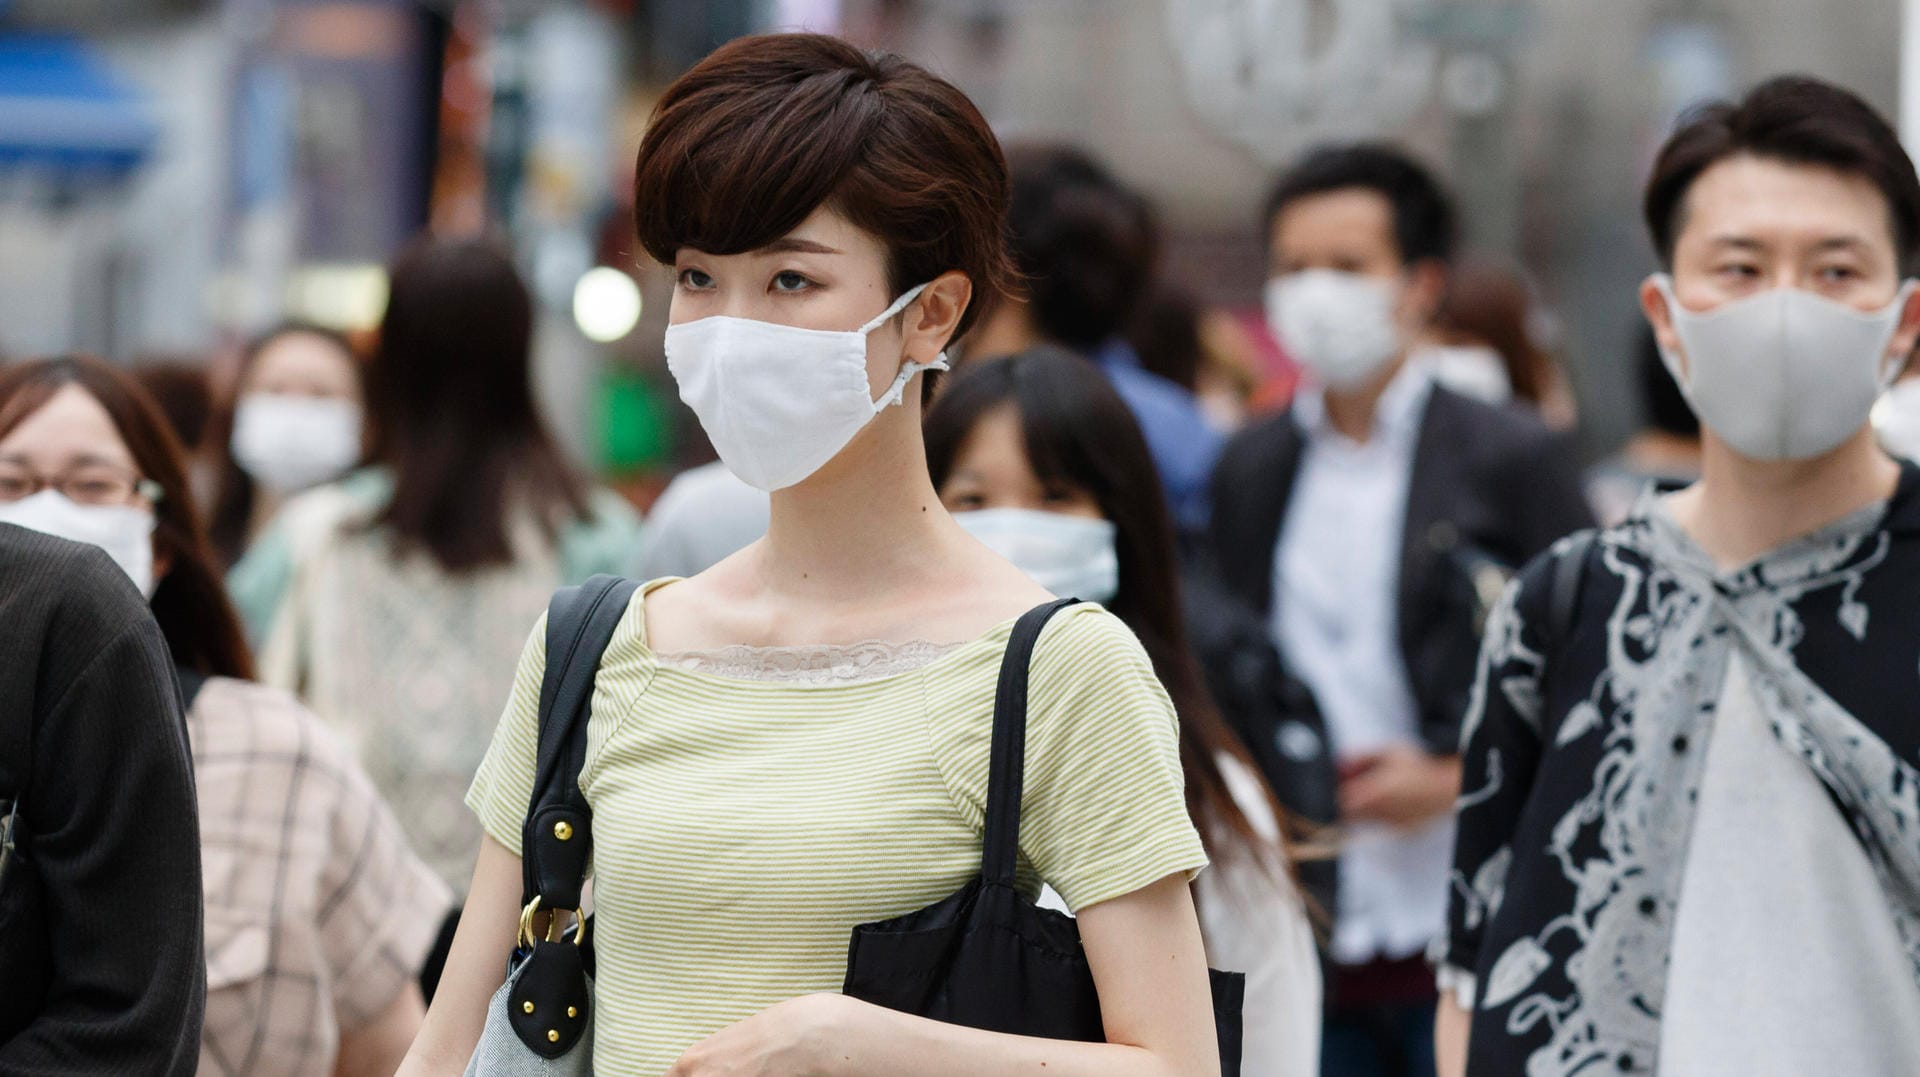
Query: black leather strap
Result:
<box><xmin>521</xmin><ymin>574</ymin><xmax>641</xmax><ymax>912</ymax></box>
<box><xmin>981</xmin><ymin>599</ymin><xmax>1078</xmax><ymax>886</ymax></box>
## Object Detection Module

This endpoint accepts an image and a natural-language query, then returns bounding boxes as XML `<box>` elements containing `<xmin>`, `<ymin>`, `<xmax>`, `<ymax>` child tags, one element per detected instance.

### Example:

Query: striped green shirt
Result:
<box><xmin>467</xmin><ymin>581</ymin><xmax>1207</xmax><ymax>1073</ymax></box>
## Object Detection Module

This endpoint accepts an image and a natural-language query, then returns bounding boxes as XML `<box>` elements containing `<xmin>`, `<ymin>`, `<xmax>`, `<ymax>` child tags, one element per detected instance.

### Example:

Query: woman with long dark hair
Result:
<box><xmin>926</xmin><ymin>346</ymin><xmax>1323</xmax><ymax>1074</ymax></box>
<box><xmin>0</xmin><ymin>355</ymin><xmax>449</xmax><ymax>1076</ymax></box>
<box><xmin>233</xmin><ymin>238</ymin><xmax>642</xmax><ymax>888</ymax></box>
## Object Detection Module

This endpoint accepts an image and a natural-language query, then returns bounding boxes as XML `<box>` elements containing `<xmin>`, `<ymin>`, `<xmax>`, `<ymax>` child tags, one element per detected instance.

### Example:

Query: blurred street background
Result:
<box><xmin>2</xmin><ymin>0</ymin><xmax>1909</xmax><ymax>503</ymax></box>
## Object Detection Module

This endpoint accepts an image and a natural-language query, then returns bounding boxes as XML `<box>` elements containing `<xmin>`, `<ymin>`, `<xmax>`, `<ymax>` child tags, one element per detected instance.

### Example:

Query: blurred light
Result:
<box><xmin>573</xmin><ymin>267</ymin><xmax>642</xmax><ymax>343</ymax></box>
<box><xmin>287</xmin><ymin>264</ymin><xmax>389</xmax><ymax>332</ymax></box>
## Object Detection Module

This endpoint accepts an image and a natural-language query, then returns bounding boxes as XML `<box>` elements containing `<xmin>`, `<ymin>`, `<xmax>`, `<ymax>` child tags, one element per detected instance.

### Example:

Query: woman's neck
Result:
<box><xmin>1669</xmin><ymin>427</ymin><xmax>1900</xmax><ymax>570</ymax></box>
<box><xmin>755</xmin><ymin>410</ymin><xmax>957</xmax><ymax>602</ymax></box>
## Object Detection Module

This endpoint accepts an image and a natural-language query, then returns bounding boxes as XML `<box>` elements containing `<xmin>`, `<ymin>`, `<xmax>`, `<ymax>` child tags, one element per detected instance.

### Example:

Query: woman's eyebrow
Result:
<box><xmin>761</xmin><ymin>237</ymin><xmax>842</xmax><ymax>255</ymax></box>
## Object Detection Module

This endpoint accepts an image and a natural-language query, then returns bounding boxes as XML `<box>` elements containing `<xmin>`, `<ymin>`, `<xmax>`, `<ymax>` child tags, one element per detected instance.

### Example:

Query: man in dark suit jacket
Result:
<box><xmin>1211</xmin><ymin>145</ymin><xmax>1593</xmax><ymax>1077</ymax></box>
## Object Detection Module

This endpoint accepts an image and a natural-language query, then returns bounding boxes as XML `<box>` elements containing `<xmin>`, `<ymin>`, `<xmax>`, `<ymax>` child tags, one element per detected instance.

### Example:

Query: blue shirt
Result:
<box><xmin>1090</xmin><ymin>339</ymin><xmax>1224</xmax><ymax>532</ymax></box>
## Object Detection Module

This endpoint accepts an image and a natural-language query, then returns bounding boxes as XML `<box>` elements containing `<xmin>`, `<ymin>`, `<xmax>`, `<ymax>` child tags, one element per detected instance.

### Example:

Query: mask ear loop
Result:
<box><xmin>1878</xmin><ymin>280</ymin><xmax>1920</xmax><ymax>386</ymax></box>
<box><xmin>861</xmin><ymin>282</ymin><xmax>952</xmax><ymax>411</ymax></box>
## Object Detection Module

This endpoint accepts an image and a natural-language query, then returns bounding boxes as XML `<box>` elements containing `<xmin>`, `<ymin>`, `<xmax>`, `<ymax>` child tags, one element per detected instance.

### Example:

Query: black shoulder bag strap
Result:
<box><xmin>505</xmin><ymin>574</ymin><xmax>638</xmax><ymax>1059</ymax></box>
<box><xmin>981</xmin><ymin>598</ymin><xmax>1079</xmax><ymax>887</ymax></box>
<box><xmin>1541</xmin><ymin>529</ymin><xmax>1597</xmax><ymax>741</ymax></box>
<box><xmin>521</xmin><ymin>573</ymin><xmax>641</xmax><ymax>915</ymax></box>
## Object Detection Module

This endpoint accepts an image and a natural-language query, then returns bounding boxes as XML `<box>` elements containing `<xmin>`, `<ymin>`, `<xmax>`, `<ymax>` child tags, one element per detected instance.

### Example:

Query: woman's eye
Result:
<box><xmin>1716</xmin><ymin>264</ymin><xmax>1759</xmax><ymax>279</ymax></box>
<box><xmin>948</xmin><ymin>493</ymin><xmax>984</xmax><ymax>510</ymax></box>
<box><xmin>1818</xmin><ymin>265</ymin><xmax>1859</xmax><ymax>283</ymax></box>
<box><xmin>1042</xmin><ymin>488</ymin><xmax>1081</xmax><ymax>505</ymax></box>
<box><xmin>676</xmin><ymin>268</ymin><xmax>713</xmax><ymax>289</ymax></box>
<box><xmin>772</xmin><ymin>271</ymin><xmax>814</xmax><ymax>293</ymax></box>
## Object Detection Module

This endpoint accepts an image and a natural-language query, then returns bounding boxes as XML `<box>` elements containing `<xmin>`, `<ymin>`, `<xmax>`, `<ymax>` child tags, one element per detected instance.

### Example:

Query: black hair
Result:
<box><xmin>1636</xmin><ymin>325</ymin><xmax>1699</xmax><ymax>438</ymax></box>
<box><xmin>924</xmin><ymin>346</ymin><xmax>1291</xmax><ymax>872</ymax></box>
<box><xmin>1126</xmin><ymin>285</ymin><xmax>1206</xmax><ymax>393</ymax></box>
<box><xmin>1003</xmin><ymin>144</ymin><xmax>1160</xmax><ymax>353</ymax></box>
<box><xmin>1262</xmin><ymin>142</ymin><xmax>1458</xmax><ymax>266</ymax></box>
<box><xmin>1644</xmin><ymin>75</ymin><xmax>1920</xmax><ymax>274</ymax></box>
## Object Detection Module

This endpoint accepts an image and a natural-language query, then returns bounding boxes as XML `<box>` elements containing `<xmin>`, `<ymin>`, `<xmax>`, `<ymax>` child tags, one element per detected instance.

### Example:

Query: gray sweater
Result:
<box><xmin>0</xmin><ymin>524</ymin><xmax>205</xmax><ymax>1074</ymax></box>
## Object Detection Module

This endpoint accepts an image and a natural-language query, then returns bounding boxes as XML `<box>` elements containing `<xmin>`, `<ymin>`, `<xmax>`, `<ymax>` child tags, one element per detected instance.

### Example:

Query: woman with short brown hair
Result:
<box><xmin>404</xmin><ymin>32</ymin><xmax>1225</xmax><ymax>1076</ymax></box>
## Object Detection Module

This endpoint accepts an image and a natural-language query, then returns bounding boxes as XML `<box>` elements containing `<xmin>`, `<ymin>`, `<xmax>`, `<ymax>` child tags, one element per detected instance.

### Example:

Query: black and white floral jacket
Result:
<box><xmin>1436</xmin><ymin>465</ymin><xmax>1920</xmax><ymax>1076</ymax></box>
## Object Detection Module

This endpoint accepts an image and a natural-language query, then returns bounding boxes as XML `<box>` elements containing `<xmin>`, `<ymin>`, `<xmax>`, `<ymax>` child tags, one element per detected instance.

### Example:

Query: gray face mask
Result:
<box><xmin>1654</xmin><ymin>274</ymin><xmax>1916</xmax><ymax>461</ymax></box>
<box><xmin>954</xmin><ymin>507</ymin><xmax>1120</xmax><ymax>604</ymax></box>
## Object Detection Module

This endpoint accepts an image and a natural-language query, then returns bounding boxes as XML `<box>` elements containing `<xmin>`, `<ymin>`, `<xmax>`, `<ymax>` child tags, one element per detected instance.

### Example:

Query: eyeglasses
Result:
<box><xmin>0</xmin><ymin>461</ymin><xmax>164</xmax><ymax>507</ymax></box>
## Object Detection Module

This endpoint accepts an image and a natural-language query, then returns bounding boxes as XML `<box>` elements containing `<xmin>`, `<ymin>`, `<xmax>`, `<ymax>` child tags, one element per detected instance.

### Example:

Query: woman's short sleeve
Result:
<box><xmin>1017</xmin><ymin>606</ymin><xmax>1208</xmax><ymax>912</ymax></box>
<box><xmin>464</xmin><ymin>615</ymin><xmax>548</xmax><ymax>856</ymax></box>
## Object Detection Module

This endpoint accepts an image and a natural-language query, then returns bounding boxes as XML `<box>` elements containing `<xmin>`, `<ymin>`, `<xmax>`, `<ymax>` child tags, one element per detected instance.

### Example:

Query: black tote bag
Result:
<box><xmin>843</xmin><ymin>599</ymin><xmax>1245</xmax><ymax>1074</ymax></box>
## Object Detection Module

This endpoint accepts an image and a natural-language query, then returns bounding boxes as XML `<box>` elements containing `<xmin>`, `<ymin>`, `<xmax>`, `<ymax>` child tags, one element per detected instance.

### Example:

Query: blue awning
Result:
<box><xmin>0</xmin><ymin>33</ymin><xmax>157</xmax><ymax>178</ymax></box>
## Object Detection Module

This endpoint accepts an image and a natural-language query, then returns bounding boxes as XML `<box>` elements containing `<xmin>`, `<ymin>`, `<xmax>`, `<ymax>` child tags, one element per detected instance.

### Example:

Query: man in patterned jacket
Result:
<box><xmin>1437</xmin><ymin>75</ymin><xmax>1920</xmax><ymax>1076</ymax></box>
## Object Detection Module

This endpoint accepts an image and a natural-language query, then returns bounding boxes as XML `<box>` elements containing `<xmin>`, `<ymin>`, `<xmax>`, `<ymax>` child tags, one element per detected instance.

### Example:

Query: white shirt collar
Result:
<box><xmin>1293</xmin><ymin>360</ymin><xmax>1434</xmax><ymax>448</ymax></box>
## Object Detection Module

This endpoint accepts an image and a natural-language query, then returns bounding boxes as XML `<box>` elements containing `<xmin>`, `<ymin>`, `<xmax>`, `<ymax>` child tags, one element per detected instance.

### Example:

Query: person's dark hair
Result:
<box><xmin>632</xmin><ymin>32</ymin><xmax>1014</xmax><ymax>347</ymax></box>
<box><xmin>131</xmin><ymin>359</ymin><xmax>215</xmax><ymax>453</ymax></box>
<box><xmin>206</xmin><ymin>322</ymin><xmax>362</xmax><ymax>567</ymax></box>
<box><xmin>1004</xmin><ymin>144</ymin><xmax>1160</xmax><ymax>353</ymax></box>
<box><xmin>364</xmin><ymin>236</ymin><xmax>591</xmax><ymax>572</ymax></box>
<box><xmin>1432</xmin><ymin>261</ymin><xmax>1554</xmax><ymax>405</ymax></box>
<box><xmin>1636</xmin><ymin>326</ymin><xmax>1699</xmax><ymax>438</ymax></box>
<box><xmin>1126</xmin><ymin>285</ymin><xmax>1206</xmax><ymax>393</ymax></box>
<box><xmin>1644</xmin><ymin>75</ymin><xmax>1920</xmax><ymax>274</ymax></box>
<box><xmin>1262</xmin><ymin>142</ymin><xmax>1457</xmax><ymax>266</ymax></box>
<box><xmin>925</xmin><ymin>347</ymin><xmax>1291</xmax><ymax>871</ymax></box>
<box><xmin>0</xmin><ymin>356</ymin><xmax>255</xmax><ymax>680</ymax></box>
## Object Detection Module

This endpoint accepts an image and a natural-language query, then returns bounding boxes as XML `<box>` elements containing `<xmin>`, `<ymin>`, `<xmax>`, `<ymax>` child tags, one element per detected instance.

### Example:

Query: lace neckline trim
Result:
<box><xmin>653</xmin><ymin>639</ymin><xmax>965</xmax><ymax>685</ymax></box>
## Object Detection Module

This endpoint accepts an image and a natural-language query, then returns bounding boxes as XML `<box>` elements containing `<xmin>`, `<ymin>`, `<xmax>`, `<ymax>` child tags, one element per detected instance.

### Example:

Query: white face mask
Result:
<box><xmin>955</xmin><ymin>507</ymin><xmax>1119</xmax><ymax>604</ymax></box>
<box><xmin>230</xmin><ymin>393</ymin><xmax>363</xmax><ymax>495</ymax></box>
<box><xmin>664</xmin><ymin>283</ymin><xmax>949</xmax><ymax>493</ymax></box>
<box><xmin>1874</xmin><ymin>378</ymin><xmax>1920</xmax><ymax>462</ymax></box>
<box><xmin>1654</xmin><ymin>275</ymin><xmax>1917</xmax><ymax>462</ymax></box>
<box><xmin>1418</xmin><ymin>343</ymin><xmax>1512</xmax><ymax>404</ymax></box>
<box><xmin>1265</xmin><ymin>269</ymin><xmax>1404</xmax><ymax>390</ymax></box>
<box><xmin>0</xmin><ymin>489</ymin><xmax>157</xmax><ymax>596</ymax></box>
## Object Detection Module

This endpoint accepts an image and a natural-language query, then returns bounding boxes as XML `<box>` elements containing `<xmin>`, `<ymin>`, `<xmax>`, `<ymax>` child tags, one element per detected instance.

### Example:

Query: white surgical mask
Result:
<box><xmin>231</xmin><ymin>393</ymin><xmax>363</xmax><ymax>495</ymax></box>
<box><xmin>665</xmin><ymin>283</ymin><xmax>948</xmax><ymax>492</ymax></box>
<box><xmin>1265</xmin><ymin>269</ymin><xmax>1403</xmax><ymax>389</ymax></box>
<box><xmin>1418</xmin><ymin>343</ymin><xmax>1512</xmax><ymax>404</ymax></box>
<box><xmin>955</xmin><ymin>507</ymin><xmax>1119</xmax><ymax>604</ymax></box>
<box><xmin>0</xmin><ymin>489</ymin><xmax>157</xmax><ymax>596</ymax></box>
<box><xmin>1654</xmin><ymin>275</ymin><xmax>1916</xmax><ymax>462</ymax></box>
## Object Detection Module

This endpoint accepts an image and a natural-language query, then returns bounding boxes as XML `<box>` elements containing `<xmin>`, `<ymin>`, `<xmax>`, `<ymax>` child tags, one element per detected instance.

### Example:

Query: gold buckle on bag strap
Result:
<box><xmin>517</xmin><ymin>895</ymin><xmax>589</xmax><ymax>950</ymax></box>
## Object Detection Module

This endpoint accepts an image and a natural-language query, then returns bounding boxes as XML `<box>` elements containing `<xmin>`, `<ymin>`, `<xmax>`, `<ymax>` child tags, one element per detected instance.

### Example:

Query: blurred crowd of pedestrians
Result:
<box><xmin>3</xmin><ymin>28</ymin><xmax>1919</xmax><ymax>1077</ymax></box>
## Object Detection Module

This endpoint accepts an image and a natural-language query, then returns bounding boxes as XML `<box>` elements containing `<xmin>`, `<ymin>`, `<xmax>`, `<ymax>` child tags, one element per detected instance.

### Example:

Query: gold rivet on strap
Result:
<box><xmin>522</xmin><ymin>1000</ymin><xmax>535</xmax><ymax>1014</ymax></box>
<box><xmin>553</xmin><ymin>821</ymin><xmax>574</xmax><ymax>841</ymax></box>
<box><xmin>547</xmin><ymin>1030</ymin><xmax>560</xmax><ymax>1043</ymax></box>
<box><xmin>567</xmin><ymin>1006</ymin><xmax>578</xmax><ymax>1018</ymax></box>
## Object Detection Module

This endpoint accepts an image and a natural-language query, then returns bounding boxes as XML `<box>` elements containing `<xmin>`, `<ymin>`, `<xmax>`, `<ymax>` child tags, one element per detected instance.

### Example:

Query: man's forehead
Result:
<box><xmin>1678</xmin><ymin>155</ymin><xmax>1896</xmax><ymax>248</ymax></box>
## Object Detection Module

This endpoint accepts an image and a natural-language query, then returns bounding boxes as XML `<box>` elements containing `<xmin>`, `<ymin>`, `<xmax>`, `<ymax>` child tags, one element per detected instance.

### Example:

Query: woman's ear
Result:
<box><xmin>907</xmin><ymin>271</ymin><xmax>973</xmax><ymax>363</ymax></box>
